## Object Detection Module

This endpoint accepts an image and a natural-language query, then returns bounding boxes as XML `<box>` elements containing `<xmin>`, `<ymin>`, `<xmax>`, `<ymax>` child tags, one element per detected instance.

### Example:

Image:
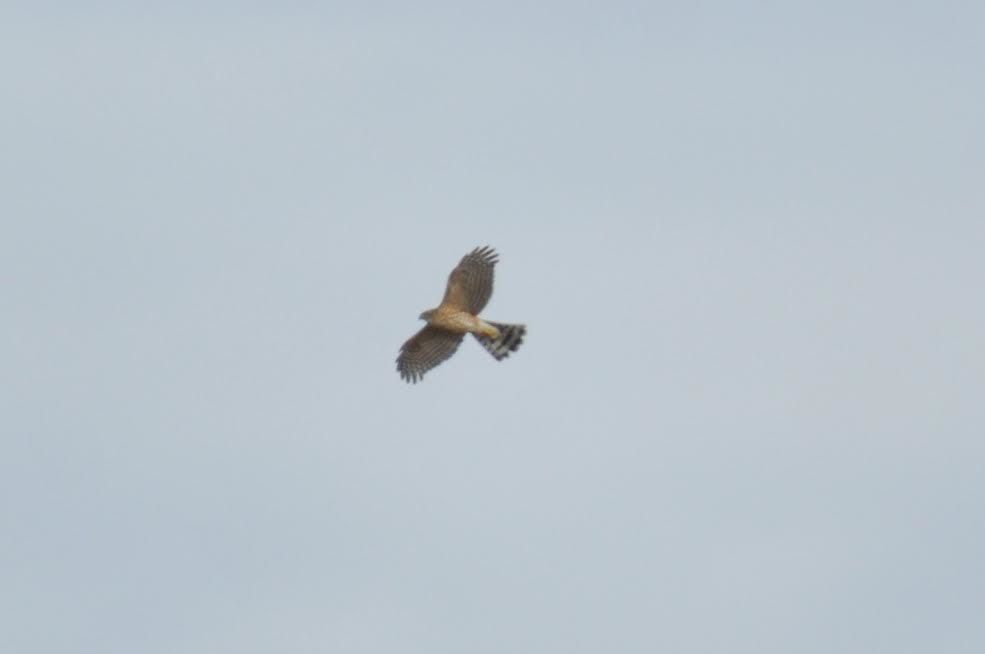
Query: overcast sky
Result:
<box><xmin>3</xmin><ymin>3</ymin><xmax>984</xmax><ymax>653</ymax></box>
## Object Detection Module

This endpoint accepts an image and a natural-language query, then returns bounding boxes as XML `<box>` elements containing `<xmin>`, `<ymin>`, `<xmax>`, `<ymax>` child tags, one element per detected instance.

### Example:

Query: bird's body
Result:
<box><xmin>397</xmin><ymin>246</ymin><xmax>526</xmax><ymax>383</ymax></box>
<box><xmin>421</xmin><ymin>306</ymin><xmax>500</xmax><ymax>339</ymax></box>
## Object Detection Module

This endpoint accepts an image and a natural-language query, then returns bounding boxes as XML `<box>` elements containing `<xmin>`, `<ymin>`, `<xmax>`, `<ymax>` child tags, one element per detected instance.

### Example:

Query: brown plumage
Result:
<box><xmin>397</xmin><ymin>246</ymin><xmax>526</xmax><ymax>383</ymax></box>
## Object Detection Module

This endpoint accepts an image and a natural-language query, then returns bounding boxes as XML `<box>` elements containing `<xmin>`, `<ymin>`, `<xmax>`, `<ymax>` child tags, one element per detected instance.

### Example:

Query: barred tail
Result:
<box><xmin>475</xmin><ymin>322</ymin><xmax>526</xmax><ymax>361</ymax></box>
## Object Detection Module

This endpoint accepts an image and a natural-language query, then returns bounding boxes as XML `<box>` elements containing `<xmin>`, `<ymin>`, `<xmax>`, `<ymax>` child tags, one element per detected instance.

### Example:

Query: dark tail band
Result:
<box><xmin>475</xmin><ymin>322</ymin><xmax>526</xmax><ymax>361</ymax></box>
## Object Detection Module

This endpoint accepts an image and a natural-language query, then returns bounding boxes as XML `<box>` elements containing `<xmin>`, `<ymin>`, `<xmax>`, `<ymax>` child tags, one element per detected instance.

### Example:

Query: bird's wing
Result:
<box><xmin>396</xmin><ymin>325</ymin><xmax>466</xmax><ymax>383</ymax></box>
<box><xmin>440</xmin><ymin>245</ymin><xmax>499</xmax><ymax>314</ymax></box>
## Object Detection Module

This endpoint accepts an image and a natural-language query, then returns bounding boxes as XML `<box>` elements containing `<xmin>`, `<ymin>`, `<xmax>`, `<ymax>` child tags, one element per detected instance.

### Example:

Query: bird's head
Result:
<box><xmin>419</xmin><ymin>309</ymin><xmax>436</xmax><ymax>321</ymax></box>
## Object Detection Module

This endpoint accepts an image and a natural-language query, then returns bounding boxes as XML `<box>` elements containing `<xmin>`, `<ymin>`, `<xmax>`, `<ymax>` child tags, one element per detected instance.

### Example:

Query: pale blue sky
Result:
<box><xmin>3</xmin><ymin>3</ymin><xmax>984</xmax><ymax>653</ymax></box>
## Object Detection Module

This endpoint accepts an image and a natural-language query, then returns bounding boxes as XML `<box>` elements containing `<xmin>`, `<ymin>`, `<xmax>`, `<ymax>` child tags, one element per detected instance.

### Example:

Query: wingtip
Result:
<box><xmin>472</xmin><ymin>245</ymin><xmax>499</xmax><ymax>263</ymax></box>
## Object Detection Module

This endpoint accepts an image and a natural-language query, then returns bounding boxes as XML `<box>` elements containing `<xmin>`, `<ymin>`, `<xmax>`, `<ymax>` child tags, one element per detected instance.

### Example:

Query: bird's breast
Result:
<box><xmin>429</xmin><ymin>307</ymin><xmax>493</xmax><ymax>335</ymax></box>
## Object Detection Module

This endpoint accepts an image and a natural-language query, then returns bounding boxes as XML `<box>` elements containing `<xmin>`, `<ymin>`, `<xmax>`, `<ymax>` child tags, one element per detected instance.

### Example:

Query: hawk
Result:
<box><xmin>397</xmin><ymin>246</ymin><xmax>526</xmax><ymax>383</ymax></box>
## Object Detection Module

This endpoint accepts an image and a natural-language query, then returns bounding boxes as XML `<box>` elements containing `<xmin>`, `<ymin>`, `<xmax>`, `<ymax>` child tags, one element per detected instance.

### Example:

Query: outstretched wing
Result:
<box><xmin>396</xmin><ymin>325</ymin><xmax>466</xmax><ymax>383</ymax></box>
<box><xmin>440</xmin><ymin>245</ymin><xmax>498</xmax><ymax>315</ymax></box>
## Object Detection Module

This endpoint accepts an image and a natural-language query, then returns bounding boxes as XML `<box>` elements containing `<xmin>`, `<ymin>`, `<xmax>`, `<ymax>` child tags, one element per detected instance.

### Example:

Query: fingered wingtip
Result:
<box><xmin>471</xmin><ymin>245</ymin><xmax>499</xmax><ymax>264</ymax></box>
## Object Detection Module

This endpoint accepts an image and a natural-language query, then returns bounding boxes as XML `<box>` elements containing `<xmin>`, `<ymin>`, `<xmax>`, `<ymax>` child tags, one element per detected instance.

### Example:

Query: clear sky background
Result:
<box><xmin>3</xmin><ymin>3</ymin><xmax>984</xmax><ymax>653</ymax></box>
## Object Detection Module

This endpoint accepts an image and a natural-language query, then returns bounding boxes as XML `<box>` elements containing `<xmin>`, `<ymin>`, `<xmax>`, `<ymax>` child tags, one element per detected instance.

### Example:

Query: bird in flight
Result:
<box><xmin>397</xmin><ymin>246</ymin><xmax>526</xmax><ymax>383</ymax></box>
